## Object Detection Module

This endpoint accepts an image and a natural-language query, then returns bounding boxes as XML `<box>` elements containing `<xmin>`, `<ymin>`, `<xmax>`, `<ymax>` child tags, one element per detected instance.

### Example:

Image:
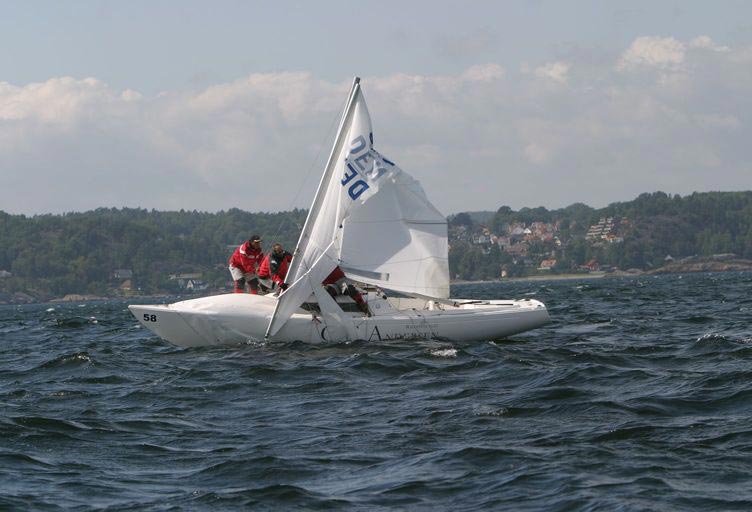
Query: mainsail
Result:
<box><xmin>265</xmin><ymin>78</ymin><xmax>449</xmax><ymax>337</ymax></box>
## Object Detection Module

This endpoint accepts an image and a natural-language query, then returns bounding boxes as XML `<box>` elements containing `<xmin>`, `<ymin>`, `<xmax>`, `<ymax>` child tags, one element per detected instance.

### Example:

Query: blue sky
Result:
<box><xmin>4</xmin><ymin>1</ymin><xmax>750</xmax><ymax>93</ymax></box>
<box><xmin>2</xmin><ymin>1</ymin><xmax>752</xmax><ymax>214</ymax></box>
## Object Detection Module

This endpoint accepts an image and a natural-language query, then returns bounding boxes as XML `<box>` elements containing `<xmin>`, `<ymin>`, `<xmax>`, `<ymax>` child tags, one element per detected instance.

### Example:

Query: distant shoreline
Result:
<box><xmin>47</xmin><ymin>293</ymin><xmax>174</xmax><ymax>303</ymax></box>
<box><xmin>4</xmin><ymin>261</ymin><xmax>752</xmax><ymax>305</ymax></box>
<box><xmin>450</xmin><ymin>259</ymin><xmax>752</xmax><ymax>285</ymax></box>
<box><xmin>507</xmin><ymin>272</ymin><xmax>610</xmax><ymax>282</ymax></box>
<box><xmin>451</xmin><ymin>272</ymin><xmax>609</xmax><ymax>285</ymax></box>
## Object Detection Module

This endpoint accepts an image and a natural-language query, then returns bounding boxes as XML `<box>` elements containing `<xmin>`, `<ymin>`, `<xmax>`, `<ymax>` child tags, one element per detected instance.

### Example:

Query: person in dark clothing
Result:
<box><xmin>257</xmin><ymin>243</ymin><xmax>292</xmax><ymax>293</ymax></box>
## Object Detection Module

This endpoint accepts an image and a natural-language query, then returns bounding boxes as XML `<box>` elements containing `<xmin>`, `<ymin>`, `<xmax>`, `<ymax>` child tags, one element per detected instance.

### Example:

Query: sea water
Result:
<box><xmin>1</xmin><ymin>272</ymin><xmax>751</xmax><ymax>510</ymax></box>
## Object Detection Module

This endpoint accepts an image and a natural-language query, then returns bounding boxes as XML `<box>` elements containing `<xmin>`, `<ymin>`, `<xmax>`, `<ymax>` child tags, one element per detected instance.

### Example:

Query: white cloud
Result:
<box><xmin>461</xmin><ymin>63</ymin><xmax>505</xmax><ymax>82</ymax></box>
<box><xmin>618</xmin><ymin>36</ymin><xmax>686</xmax><ymax>70</ymax></box>
<box><xmin>532</xmin><ymin>61</ymin><xmax>571</xmax><ymax>83</ymax></box>
<box><xmin>689</xmin><ymin>36</ymin><xmax>729</xmax><ymax>52</ymax></box>
<box><xmin>2</xmin><ymin>35</ymin><xmax>752</xmax><ymax>215</ymax></box>
<box><xmin>0</xmin><ymin>77</ymin><xmax>114</xmax><ymax>123</ymax></box>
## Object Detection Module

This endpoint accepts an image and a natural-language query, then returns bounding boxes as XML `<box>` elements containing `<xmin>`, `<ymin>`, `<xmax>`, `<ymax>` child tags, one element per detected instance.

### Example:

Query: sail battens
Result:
<box><xmin>340</xmin><ymin>266</ymin><xmax>390</xmax><ymax>281</ymax></box>
<box><xmin>341</xmin><ymin>257</ymin><xmax>449</xmax><ymax>266</ymax></box>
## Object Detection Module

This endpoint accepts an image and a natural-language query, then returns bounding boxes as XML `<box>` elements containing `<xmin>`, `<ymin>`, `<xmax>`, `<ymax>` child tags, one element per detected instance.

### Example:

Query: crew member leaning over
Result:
<box><xmin>228</xmin><ymin>235</ymin><xmax>264</xmax><ymax>294</ymax></box>
<box><xmin>323</xmin><ymin>266</ymin><xmax>371</xmax><ymax>316</ymax></box>
<box><xmin>257</xmin><ymin>243</ymin><xmax>292</xmax><ymax>293</ymax></box>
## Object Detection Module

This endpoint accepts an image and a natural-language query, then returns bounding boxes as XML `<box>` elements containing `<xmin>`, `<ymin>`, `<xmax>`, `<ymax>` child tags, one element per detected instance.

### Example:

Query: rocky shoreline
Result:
<box><xmin>646</xmin><ymin>256</ymin><xmax>752</xmax><ymax>275</ymax></box>
<box><xmin>49</xmin><ymin>294</ymin><xmax>110</xmax><ymax>302</ymax></box>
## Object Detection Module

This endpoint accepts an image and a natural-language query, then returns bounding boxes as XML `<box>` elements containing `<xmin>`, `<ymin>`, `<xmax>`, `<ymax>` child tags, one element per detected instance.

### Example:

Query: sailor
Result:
<box><xmin>257</xmin><ymin>243</ymin><xmax>292</xmax><ymax>293</ymax></box>
<box><xmin>228</xmin><ymin>235</ymin><xmax>264</xmax><ymax>294</ymax></box>
<box><xmin>322</xmin><ymin>266</ymin><xmax>371</xmax><ymax>316</ymax></box>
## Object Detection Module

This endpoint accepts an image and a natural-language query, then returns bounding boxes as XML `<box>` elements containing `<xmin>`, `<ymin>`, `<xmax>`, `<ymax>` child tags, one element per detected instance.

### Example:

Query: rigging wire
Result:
<box><xmin>269</xmin><ymin>90</ymin><xmax>350</xmax><ymax>243</ymax></box>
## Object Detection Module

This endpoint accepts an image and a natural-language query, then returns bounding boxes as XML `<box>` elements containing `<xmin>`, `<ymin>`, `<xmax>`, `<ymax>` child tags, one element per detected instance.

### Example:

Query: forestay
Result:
<box><xmin>266</xmin><ymin>78</ymin><xmax>449</xmax><ymax>337</ymax></box>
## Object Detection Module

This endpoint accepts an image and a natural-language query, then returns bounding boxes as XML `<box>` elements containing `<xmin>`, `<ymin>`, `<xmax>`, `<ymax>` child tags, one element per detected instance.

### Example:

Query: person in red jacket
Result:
<box><xmin>228</xmin><ymin>235</ymin><xmax>264</xmax><ymax>294</ymax></box>
<box><xmin>257</xmin><ymin>243</ymin><xmax>292</xmax><ymax>293</ymax></box>
<box><xmin>322</xmin><ymin>266</ymin><xmax>371</xmax><ymax>316</ymax></box>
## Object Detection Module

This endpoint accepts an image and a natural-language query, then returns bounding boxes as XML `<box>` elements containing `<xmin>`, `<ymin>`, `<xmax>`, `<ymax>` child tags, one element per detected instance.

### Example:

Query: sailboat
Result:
<box><xmin>129</xmin><ymin>78</ymin><xmax>549</xmax><ymax>347</ymax></box>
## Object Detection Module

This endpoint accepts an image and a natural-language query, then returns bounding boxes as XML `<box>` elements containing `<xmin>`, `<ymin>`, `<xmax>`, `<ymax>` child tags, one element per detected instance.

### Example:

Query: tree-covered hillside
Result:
<box><xmin>0</xmin><ymin>208</ymin><xmax>306</xmax><ymax>299</ymax></box>
<box><xmin>450</xmin><ymin>191</ymin><xmax>752</xmax><ymax>280</ymax></box>
<box><xmin>2</xmin><ymin>191</ymin><xmax>752</xmax><ymax>301</ymax></box>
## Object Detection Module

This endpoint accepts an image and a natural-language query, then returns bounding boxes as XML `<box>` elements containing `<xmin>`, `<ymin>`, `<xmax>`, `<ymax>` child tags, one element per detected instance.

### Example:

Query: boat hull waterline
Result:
<box><xmin>129</xmin><ymin>293</ymin><xmax>549</xmax><ymax>348</ymax></box>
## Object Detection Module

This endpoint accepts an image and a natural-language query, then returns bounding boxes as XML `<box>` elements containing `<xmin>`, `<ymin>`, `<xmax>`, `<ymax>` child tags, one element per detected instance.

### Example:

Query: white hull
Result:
<box><xmin>129</xmin><ymin>293</ymin><xmax>550</xmax><ymax>348</ymax></box>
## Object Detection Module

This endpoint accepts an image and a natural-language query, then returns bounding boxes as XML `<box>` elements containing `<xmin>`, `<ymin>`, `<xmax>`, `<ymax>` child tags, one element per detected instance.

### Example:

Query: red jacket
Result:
<box><xmin>257</xmin><ymin>251</ymin><xmax>291</xmax><ymax>285</ymax></box>
<box><xmin>228</xmin><ymin>241</ymin><xmax>264</xmax><ymax>274</ymax></box>
<box><xmin>322</xmin><ymin>266</ymin><xmax>346</xmax><ymax>285</ymax></box>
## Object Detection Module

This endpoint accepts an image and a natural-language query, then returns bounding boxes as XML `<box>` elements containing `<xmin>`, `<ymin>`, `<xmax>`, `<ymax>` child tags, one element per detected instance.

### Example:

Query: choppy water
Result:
<box><xmin>2</xmin><ymin>272</ymin><xmax>752</xmax><ymax>510</ymax></box>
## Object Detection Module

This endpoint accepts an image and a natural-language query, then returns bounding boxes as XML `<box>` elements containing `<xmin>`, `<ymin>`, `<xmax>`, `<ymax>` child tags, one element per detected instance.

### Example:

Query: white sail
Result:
<box><xmin>338</xmin><ymin>165</ymin><xmax>449</xmax><ymax>298</ymax></box>
<box><xmin>266</xmin><ymin>79</ymin><xmax>449</xmax><ymax>337</ymax></box>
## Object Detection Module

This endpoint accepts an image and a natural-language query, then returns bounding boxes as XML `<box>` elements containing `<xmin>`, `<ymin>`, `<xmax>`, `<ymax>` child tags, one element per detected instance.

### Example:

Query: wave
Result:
<box><xmin>9</xmin><ymin>415</ymin><xmax>92</xmax><ymax>433</ymax></box>
<box><xmin>52</xmin><ymin>316</ymin><xmax>99</xmax><ymax>328</ymax></box>
<box><xmin>37</xmin><ymin>351</ymin><xmax>93</xmax><ymax>370</ymax></box>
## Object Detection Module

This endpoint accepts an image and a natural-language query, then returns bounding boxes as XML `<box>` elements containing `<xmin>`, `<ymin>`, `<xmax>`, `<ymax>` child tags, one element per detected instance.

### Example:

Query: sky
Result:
<box><xmin>1</xmin><ymin>0</ymin><xmax>751</xmax><ymax>215</ymax></box>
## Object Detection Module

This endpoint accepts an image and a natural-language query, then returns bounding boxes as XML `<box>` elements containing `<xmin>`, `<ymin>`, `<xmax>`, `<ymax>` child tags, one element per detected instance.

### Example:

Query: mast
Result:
<box><xmin>265</xmin><ymin>77</ymin><xmax>361</xmax><ymax>339</ymax></box>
